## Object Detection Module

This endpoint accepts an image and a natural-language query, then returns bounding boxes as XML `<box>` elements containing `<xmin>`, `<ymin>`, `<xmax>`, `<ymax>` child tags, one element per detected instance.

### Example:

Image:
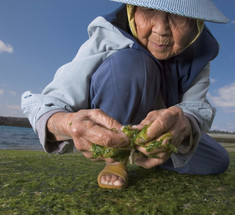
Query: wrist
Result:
<box><xmin>47</xmin><ymin>112</ymin><xmax>73</xmax><ymax>141</ymax></box>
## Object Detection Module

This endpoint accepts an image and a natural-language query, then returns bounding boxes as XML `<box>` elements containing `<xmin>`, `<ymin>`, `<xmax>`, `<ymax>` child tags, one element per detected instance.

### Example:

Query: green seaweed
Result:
<box><xmin>122</xmin><ymin>125</ymin><xmax>139</xmax><ymax>146</ymax></box>
<box><xmin>133</xmin><ymin>124</ymin><xmax>150</xmax><ymax>143</ymax></box>
<box><xmin>143</xmin><ymin>133</ymin><xmax>178</xmax><ymax>153</ymax></box>
<box><xmin>90</xmin><ymin>144</ymin><xmax>130</xmax><ymax>162</ymax></box>
<box><xmin>91</xmin><ymin>125</ymin><xmax>178</xmax><ymax>161</ymax></box>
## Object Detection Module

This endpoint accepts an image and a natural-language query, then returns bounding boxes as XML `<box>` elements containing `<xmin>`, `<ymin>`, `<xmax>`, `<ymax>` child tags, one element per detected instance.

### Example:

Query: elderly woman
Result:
<box><xmin>21</xmin><ymin>0</ymin><xmax>230</xmax><ymax>189</ymax></box>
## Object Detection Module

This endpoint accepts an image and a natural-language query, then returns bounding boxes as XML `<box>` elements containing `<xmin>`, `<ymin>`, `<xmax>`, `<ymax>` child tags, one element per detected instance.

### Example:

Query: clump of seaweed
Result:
<box><xmin>90</xmin><ymin>125</ymin><xmax>178</xmax><ymax>162</ymax></box>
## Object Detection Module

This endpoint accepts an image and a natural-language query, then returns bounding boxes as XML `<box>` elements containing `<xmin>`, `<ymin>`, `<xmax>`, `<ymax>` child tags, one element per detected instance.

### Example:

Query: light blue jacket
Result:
<box><xmin>21</xmin><ymin>8</ymin><xmax>216</xmax><ymax>167</ymax></box>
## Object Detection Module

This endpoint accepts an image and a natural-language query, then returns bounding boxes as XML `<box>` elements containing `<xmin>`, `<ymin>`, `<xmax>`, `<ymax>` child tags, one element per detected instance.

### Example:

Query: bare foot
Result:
<box><xmin>99</xmin><ymin>162</ymin><xmax>127</xmax><ymax>187</ymax></box>
<box><xmin>100</xmin><ymin>174</ymin><xmax>125</xmax><ymax>187</ymax></box>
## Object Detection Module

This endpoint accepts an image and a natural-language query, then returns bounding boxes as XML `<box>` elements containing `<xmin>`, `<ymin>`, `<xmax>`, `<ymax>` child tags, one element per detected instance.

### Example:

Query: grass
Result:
<box><xmin>0</xmin><ymin>150</ymin><xmax>235</xmax><ymax>215</ymax></box>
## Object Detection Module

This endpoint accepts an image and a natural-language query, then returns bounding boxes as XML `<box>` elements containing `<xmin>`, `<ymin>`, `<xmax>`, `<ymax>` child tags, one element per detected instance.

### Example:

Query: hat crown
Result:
<box><xmin>110</xmin><ymin>0</ymin><xmax>229</xmax><ymax>23</ymax></box>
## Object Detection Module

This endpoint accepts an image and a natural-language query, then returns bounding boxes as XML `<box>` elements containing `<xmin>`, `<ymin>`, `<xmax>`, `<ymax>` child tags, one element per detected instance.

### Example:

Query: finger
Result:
<box><xmin>136</xmin><ymin>145</ymin><xmax>166</xmax><ymax>156</ymax></box>
<box><xmin>147</xmin><ymin>112</ymin><xmax>175</xmax><ymax>139</ymax></box>
<box><xmin>89</xmin><ymin>109</ymin><xmax>123</xmax><ymax>131</ymax></box>
<box><xmin>157</xmin><ymin>132</ymin><xmax>173</xmax><ymax>146</ymax></box>
<box><xmin>85</xmin><ymin>110</ymin><xmax>129</xmax><ymax>147</ymax></box>
<box><xmin>134</xmin><ymin>157</ymin><xmax>165</xmax><ymax>169</ymax></box>
<box><xmin>103</xmin><ymin>158</ymin><xmax>116</xmax><ymax>163</ymax></box>
<box><xmin>84</xmin><ymin>123</ymin><xmax>129</xmax><ymax>148</ymax></box>
<box><xmin>72</xmin><ymin>119</ymin><xmax>129</xmax><ymax>148</ymax></box>
<box><xmin>73</xmin><ymin>137</ymin><xmax>93</xmax><ymax>152</ymax></box>
<box><xmin>147</xmin><ymin>152</ymin><xmax>171</xmax><ymax>161</ymax></box>
<box><xmin>82</xmin><ymin>151</ymin><xmax>94</xmax><ymax>159</ymax></box>
<box><xmin>135</xmin><ymin>110</ymin><xmax>177</xmax><ymax>144</ymax></box>
<box><xmin>82</xmin><ymin>151</ymin><xmax>116</xmax><ymax>163</ymax></box>
<box><xmin>138</xmin><ymin>110</ymin><xmax>163</xmax><ymax>126</ymax></box>
<box><xmin>167</xmin><ymin>131</ymin><xmax>183</xmax><ymax>148</ymax></box>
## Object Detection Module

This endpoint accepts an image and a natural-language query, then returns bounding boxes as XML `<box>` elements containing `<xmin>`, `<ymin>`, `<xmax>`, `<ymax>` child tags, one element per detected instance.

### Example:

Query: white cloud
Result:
<box><xmin>0</xmin><ymin>40</ymin><xmax>14</xmax><ymax>54</ymax></box>
<box><xmin>10</xmin><ymin>91</ymin><xmax>17</xmax><ymax>97</ymax></box>
<box><xmin>0</xmin><ymin>104</ymin><xmax>24</xmax><ymax>117</ymax></box>
<box><xmin>0</xmin><ymin>89</ymin><xmax>17</xmax><ymax>97</ymax></box>
<box><xmin>208</xmin><ymin>82</ymin><xmax>235</xmax><ymax>110</ymax></box>
<box><xmin>210</xmin><ymin>78</ymin><xmax>216</xmax><ymax>83</ymax></box>
<box><xmin>0</xmin><ymin>89</ymin><xmax>4</xmax><ymax>95</ymax></box>
<box><xmin>231</xmin><ymin>20</ymin><xmax>235</xmax><ymax>24</ymax></box>
<box><xmin>7</xmin><ymin>105</ymin><xmax>21</xmax><ymax>110</ymax></box>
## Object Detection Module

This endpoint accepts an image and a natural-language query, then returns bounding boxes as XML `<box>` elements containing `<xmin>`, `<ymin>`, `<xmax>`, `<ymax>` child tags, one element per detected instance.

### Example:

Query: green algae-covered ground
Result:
<box><xmin>0</xmin><ymin>149</ymin><xmax>234</xmax><ymax>215</ymax></box>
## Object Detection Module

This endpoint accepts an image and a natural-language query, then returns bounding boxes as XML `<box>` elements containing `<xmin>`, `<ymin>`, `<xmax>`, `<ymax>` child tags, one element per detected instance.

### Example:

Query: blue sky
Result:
<box><xmin>0</xmin><ymin>0</ymin><xmax>234</xmax><ymax>132</ymax></box>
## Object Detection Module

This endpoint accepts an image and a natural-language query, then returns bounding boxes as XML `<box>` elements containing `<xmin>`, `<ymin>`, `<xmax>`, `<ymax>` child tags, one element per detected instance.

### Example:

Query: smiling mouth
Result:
<box><xmin>151</xmin><ymin>42</ymin><xmax>169</xmax><ymax>51</ymax></box>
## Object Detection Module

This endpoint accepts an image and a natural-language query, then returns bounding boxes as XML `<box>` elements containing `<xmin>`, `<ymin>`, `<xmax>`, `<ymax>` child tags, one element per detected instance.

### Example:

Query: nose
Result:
<box><xmin>152</xmin><ymin>11</ymin><xmax>171</xmax><ymax>36</ymax></box>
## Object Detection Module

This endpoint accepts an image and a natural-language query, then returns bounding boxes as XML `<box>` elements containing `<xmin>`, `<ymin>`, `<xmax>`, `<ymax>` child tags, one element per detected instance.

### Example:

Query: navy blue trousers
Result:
<box><xmin>90</xmin><ymin>49</ymin><xmax>230</xmax><ymax>175</ymax></box>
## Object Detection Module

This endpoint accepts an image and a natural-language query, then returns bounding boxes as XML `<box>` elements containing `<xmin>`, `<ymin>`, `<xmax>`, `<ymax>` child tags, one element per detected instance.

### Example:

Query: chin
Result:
<box><xmin>153</xmin><ymin>54</ymin><xmax>172</xmax><ymax>60</ymax></box>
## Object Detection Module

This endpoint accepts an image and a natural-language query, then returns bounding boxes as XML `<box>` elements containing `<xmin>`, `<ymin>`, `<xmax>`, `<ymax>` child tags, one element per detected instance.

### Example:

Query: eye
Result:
<box><xmin>172</xmin><ymin>14</ymin><xmax>185</xmax><ymax>20</ymax></box>
<box><xmin>169</xmin><ymin>14</ymin><xmax>189</xmax><ymax>24</ymax></box>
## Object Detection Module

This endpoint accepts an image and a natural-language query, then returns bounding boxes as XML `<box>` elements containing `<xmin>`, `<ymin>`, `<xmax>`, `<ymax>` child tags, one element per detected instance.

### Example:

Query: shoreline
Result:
<box><xmin>0</xmin><ymin>116</ymin><xmax>31</xmax><ymax>128</ymax></box>
<box><xmin>0</xmin><ymin>148</ymin><xmax>44</xmax><ymax>151</ymax></box>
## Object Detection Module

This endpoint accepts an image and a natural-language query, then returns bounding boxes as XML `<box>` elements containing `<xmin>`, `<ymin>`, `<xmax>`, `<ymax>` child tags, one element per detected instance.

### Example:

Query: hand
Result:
<box><xmin>133</xmin><ymin>106</ymin><xmax>192</xmax><ymax>168</ymax></box>
<box><xmin>47</xmin><ymin>109</ymin><xmax>129</xmax><ymax>162</ymax></box>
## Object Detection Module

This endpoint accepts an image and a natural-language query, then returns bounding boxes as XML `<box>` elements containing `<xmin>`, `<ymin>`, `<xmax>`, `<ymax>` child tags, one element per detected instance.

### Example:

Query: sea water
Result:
<box><xmin>0</xmin><ymin>125</ymin><xmax>42</xmax><ymax>150</ymax></box>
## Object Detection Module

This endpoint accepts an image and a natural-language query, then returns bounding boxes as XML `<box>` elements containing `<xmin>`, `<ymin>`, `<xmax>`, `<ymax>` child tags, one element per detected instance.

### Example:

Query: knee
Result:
<box><xmin>93</xmin><ymin>48</ymin><xmax>161</xmax><ymax>86</ymax></box>
<box><xmin>216</xmin><ymin>148</ymin><xmax>230</xmax><ymax>174</ymax></box>
<box><xmin>200</xmin><ymin>134</ymin><xmax>230</xmax><ymax>174</ymax></box>
<box><xmin>208</xmin><ymin>141</ymin><xmax>230</xmax><ymax>174</ymax></box>
<box><xmin>90</xmin><ymin>49</ymin><xmax>162</xmax><ymax>124</ymax></box>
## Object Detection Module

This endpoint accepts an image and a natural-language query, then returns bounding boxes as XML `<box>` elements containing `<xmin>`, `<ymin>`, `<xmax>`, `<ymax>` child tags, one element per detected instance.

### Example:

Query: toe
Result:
<box><xmin>100</xmin><ymin>174</ymin><xmax>125</xmax><ymax>187</ymax></box>
<box><xmin>111</xmin><ymin>174</ymin><xmax>118</xmax><ymax>181</ymax></box>
<box><xmin>100</xmin><ymin>176</ymin><xmax>108</xmax><ymax>185</ymax></box>
<box><xmin>113</xmin><ymin>176</ymin><xmax>125</xmax><ymax>187</ymax></box>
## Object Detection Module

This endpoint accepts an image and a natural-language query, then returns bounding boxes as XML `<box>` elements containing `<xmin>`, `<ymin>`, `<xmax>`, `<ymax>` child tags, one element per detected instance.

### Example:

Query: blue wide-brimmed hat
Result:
<box><xmin>110</xmin><ymin>0</ymin><xmax>229</xmax><ymax>23</ymax></box>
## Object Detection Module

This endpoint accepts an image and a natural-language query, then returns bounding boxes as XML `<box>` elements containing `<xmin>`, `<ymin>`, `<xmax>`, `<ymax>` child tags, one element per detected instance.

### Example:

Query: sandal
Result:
<box><xmin>97</xmin><ymin>162</ymin><xmax>128</xmax><ymax>189</ymax></box>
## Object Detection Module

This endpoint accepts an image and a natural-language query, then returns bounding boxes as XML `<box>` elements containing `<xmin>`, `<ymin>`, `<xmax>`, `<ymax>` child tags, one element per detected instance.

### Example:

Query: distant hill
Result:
<box><xmin>0</xmin><ymin>116</ymin><xmax>31</xmax><ymax>128</ymax></box>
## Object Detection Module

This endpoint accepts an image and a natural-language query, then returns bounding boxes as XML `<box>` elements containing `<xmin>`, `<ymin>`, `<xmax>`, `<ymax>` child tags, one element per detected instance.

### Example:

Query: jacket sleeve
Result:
<box><xmin>171</xmin><ymin>62</ymin><xmax>216</xmax><ymax>167</ymax></box>
<box><xmin>21</xmin><ymin>16</ymin><xmax>134</xmax><ymax>153</ymax></box>
<box><xmin>177</xmin><ymin>62</ymin><xmax>216</xmax><ymax>132</ymax></box>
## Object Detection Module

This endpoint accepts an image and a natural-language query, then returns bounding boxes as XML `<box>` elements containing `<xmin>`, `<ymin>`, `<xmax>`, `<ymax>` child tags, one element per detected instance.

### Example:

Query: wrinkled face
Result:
<box><xmin>134</xmin><ymin>7</ymin><xmax>198</xmax><ymax>60</ymax></box>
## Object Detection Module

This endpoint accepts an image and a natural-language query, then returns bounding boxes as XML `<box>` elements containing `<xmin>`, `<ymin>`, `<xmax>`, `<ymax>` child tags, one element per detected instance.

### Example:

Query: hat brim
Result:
<box><xmin>110</xmin><ymin>0</ymin><xmax>229</xmax><ymax>23</ymax></box>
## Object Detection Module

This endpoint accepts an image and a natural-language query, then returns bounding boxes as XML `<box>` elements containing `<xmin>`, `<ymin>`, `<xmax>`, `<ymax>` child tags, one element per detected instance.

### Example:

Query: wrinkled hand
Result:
<box><xmin>133</xmin><ymin>106</ymin><xmax>192</xmax><ymax>169</ymax></box>
<box><xmin>47</xmin><ymin>109</ymin><xmax>129</xmax><ymax>162</ymax></box>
